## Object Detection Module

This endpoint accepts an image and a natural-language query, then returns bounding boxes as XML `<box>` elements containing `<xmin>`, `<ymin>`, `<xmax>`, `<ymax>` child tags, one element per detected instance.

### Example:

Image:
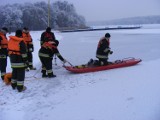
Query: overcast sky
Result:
<box><xmin>1</xmin><ymin>0</ymin><xmax>160</xmax><ymax>22</ymax></box>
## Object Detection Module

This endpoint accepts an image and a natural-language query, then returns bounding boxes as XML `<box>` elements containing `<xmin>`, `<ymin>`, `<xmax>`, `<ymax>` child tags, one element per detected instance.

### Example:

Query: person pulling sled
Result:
<box><xmin>39</xmin><ymin>40</ymin><xmax>66</xmax><ymax>78</ymax></box>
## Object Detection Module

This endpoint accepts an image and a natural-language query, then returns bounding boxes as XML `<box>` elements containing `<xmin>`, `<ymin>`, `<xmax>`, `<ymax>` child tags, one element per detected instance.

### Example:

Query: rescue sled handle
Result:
<box><xmin>63</xmin><ymin>60</ymin><xmax>74</xmax><ymax>67</ymax></box>
<box><xmin>67</xmin><ymin>61</ymin><xmax>74</xmax><ymax>66</ymax></box>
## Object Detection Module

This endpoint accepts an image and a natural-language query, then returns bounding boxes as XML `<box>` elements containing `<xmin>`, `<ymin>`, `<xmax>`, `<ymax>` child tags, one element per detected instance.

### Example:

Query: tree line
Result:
<box><xmin>0</xmin><ymin>1</ymin><xmax>87</xmax><ymax>31</ymax></box>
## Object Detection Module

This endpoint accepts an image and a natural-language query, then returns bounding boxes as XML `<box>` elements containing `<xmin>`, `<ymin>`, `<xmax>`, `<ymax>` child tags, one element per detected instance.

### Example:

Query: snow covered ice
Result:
<box><xmin>0</xmin><ymin>24</ymin><xmax>160</xmax><ymax>120</ymax></box>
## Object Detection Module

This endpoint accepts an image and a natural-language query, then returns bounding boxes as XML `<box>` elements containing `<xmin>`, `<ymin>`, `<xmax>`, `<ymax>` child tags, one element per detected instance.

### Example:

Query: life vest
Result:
<box><xmin>42</xmin><ymin>41</ymin><xmax>57</xmax><ymax>50</ymax></box>
<box><xmin>22</xmin><ymin>32</ymin><xmax>32</xmax><ymax>44</ymax></box>
<box><xmin>0</xmin><ymin>32</ymin><xmax>8</xmax><ymax>48</ymax></box>
<box><xmin>8</xmin><ymin>36</ymin><xmax>24</xmax><ymax>55</ymax></box>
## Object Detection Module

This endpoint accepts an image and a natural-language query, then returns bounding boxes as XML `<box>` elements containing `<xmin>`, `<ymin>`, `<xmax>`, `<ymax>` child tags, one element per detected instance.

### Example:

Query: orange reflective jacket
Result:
<box><xmin>42</xmin><ymin>42</ymin><xmax>57</xmax><ymax>50</ymax></box>
<box><xmin>0</xmin><ymin>32</ymin><xmax>8</xmax><ymax>48</ymax></box>
<box><xmin>8</xmin><ymin>36</ymin><xmax>24</xmax><ymax>55</ymax></box>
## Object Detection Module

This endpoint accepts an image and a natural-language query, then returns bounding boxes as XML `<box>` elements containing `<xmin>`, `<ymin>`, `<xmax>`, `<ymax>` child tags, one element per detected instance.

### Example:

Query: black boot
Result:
<box><xmin>42</xmin><ymin>73</ymin><xmax>48</xmax><ymax>78</ymax></box>
<box><xmin>29</xmin><ymin>66</ymin><xmax>36</xmax><ymax>70</ymax></box>
<box><xmin>48</xmin><ymin>73</ymin><xmax>56</xmax><ymax>78</ymax></box>
<box><xmin>42</xmin><ymin>70</ymin><xmax>48</xmax><ymax>78</ymax></box>
<box><xmin>87</xmin><ymin>59</ymin><xmax>94</xmax><ymax>66</ymax></box>
<box><xmin>11</xmin><ymin>83</ymin><xmax>17</xmax><ymax>90</ymax></box>
<box><xmin>17</xmin><ymin>85</ymin><xmax>27</xmax><ymax>92</ymax></box>
<box><xmin>1</xmin><ymin>76</ymin><xmax>4</xmax><ymax>81</ymax></box>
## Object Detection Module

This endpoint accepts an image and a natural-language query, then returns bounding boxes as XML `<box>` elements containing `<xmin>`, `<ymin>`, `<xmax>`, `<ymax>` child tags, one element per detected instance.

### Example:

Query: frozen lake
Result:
<box><xmin>57</xmin><ymin>25</ymin><xmax>160</xmax><ymax>65</ymax></box>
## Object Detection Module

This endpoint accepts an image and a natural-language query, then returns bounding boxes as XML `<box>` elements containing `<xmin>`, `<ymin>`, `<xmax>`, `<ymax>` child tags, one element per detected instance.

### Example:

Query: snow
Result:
<box><xmin>1</xmin><ymin>24</ymin><xmax>160</xmax><ymax>120</ymax></box>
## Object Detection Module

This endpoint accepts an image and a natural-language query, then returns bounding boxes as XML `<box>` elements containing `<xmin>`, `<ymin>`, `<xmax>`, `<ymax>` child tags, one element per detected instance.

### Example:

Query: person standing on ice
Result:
<box><xmin>0</xmin><ymin>27</ymin><xmax>9</xmax><ymax>81</ymax></box>
<box><xmin>22</xmin><ymin>27</ymin><xmax>36</xmax><ymax>70</ymax></box>
<box><xmin>40</xmin><ymin>27</ymin><xmax>59</xmax><ymax>75</ymax></box>
<box><xmin>38</xmin><ymin>40</ymin><xmax>66</xmax><ymax>78</ymax></box>
<box><xmin>8</xmin><ymin>30</ymin><xmax>27</xmax><ymax>92</ymax></box>
<box><xmin>96</xmin><ymin>33</ymin><xmax>113</xmax><ymax>65</ymax></box>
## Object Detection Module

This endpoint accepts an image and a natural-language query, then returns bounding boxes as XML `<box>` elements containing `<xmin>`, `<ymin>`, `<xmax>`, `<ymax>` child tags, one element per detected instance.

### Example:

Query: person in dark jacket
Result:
<box><xmin>96</xmin><ymin>33</ymin><xmax>113</xmax><ymax>66</ymax></box>
<box><xmin>40</xmin><ymin>27</ymin><xmax>59</xmax><ymax>73</ymax></box>
<box><xmin>0</xmin><ymin>27</ymin><xmax>8</xmax><ymax>80</ymax></box>
<box><xmin>39</xmin><ymin>40</ymin><xmax>66</xmax><ymax>78</ymax></box>
<box><xmin>8</xmin><ymin>30</ymin><xmax>28</xmax><ymax>92</ymax></box>
<box><xmin>22</xmin><ymin>27</ymin><xmax>36</xmax><ymax>70</ymax></box>
<box><xmin>40</xmin><ymin>27</ymin><xmax>56</xmax><ymax>46</ymax></box>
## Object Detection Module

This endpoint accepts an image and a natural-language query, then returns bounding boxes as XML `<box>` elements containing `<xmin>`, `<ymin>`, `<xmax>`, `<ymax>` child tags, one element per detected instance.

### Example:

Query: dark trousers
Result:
<box><xmin>98</xmin><ymin>58</ymin><xmax>108</xmax><ymax>66</ymax></box>
<box><xmin>11</xmin><ymin>68</ymin><xmax>25</xmax><ymax>91</ymax></box>
<box><xmin>27</xmin><ymin>52</ymin><xmax>33</xmax><ymax>68</ymax></box>
<box><xmin>39</xmin><ymin>56</ymin><xmax>53</xmax><ymax>76</ymax></box>
<box><xmin>0</xmin><ymin>57</ymin><xmax>7</xmax><ymax>80</ymax></box>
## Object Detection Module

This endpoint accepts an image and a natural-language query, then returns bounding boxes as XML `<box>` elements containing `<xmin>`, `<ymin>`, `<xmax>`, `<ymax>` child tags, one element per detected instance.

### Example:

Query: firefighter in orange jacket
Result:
<box><xmin>0</xmin><ymin>27</ymin><xmax>8</xmax><ymax>80</ymax></box>
<box><xmin>8</xmin><ymin>30</ymin><xmax>27</xmax><ymax>92</ymax></box>
<box><xmin>39</xmin><ymin>40</ymin><xmax>66</xmax><ymax>78</ymax></box>
<box><xmin>22</xmin><ymin>27</ymin><xmax>36</xmax><ymax>70</ymax></box>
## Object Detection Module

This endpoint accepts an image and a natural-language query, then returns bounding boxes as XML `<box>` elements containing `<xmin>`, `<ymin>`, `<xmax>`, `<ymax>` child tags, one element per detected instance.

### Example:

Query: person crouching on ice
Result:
<box><xmin>96</xmin><ymin>33</ymin><xmax>113</xmax><ymax>66</ymax></box>
<box><xmin>38</xmin><ymin>40</ymin><xmax>66</xmax><ymax>78</ymax></box>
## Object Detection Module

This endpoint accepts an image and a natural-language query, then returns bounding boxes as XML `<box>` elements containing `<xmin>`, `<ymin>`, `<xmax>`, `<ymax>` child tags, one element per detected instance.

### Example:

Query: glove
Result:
<box><xmin>63</xmin><ymin>59</ymin><xmax>67</xmax><ymax>64</ymax></box>
<box><xmin>25</xmin><ymin>61</ymin><xmax>29</xmax><ymax>71</ymax></box>
<box><xmin>25</xmin><ymin>61</ymin><xmax>29</xmax><ymax>67</ymax></box>
<box><xmin>29</xmin><ymin>48</ymin><xmax>32</xmax><ymax>52</ymax></box>
<box><xmin>109</xmin><ymin>51</ymin><xmax>113</xmax><ymax>54</ymax></box>
<box><xmin>28</xmin><ymin>44</ymin><xmax>34</xmax><ymax>52</ymax></box>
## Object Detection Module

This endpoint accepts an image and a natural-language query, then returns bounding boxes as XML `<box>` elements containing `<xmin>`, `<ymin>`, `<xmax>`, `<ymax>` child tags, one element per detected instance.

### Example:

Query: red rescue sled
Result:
<box><xmin>64</xmin><ymin>57</ymin><xmax>142</xmax><ymax>73</ymax></box>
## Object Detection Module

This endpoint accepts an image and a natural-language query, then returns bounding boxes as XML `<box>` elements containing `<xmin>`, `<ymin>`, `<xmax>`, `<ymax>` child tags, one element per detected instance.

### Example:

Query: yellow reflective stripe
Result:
<box><xmin>96</xmin><ymin>54</ymin><xmax>108</xmax><ymax>59</ymax></box>
<box><xmin>17</xmin><ymin>81</ymin><xmax>24</xmax><ymax>85</ymax></box>
<box><xmin>47</xmin><ymin>69</ymin><xmax>53</xmax><ymax>74</ymax></box>
<box><xmin>11</xmin><ymin>79</ymin><xmax>17</xmax><ymax>83</ymax></box>
<box><xmin>22</xmin><ymin>53</ymin><xmax>27</xmax><ymax>58</ymax></box>
<box><xmin>39</xmin><ymin>53</ymin><xmax>50</xmax><ymax>57</ymax></box>
<box><xmin>0</xmin><ymin>55</ymin><xmax>7</xmax><ymax>58</ymax></box>
<box><xmin>29</xmin><ymin>62</ymin><xmax>33</xmax><ymax>65</ymax></box>
<box><xmin>56</xmin><ymin>53</ymin><xmax>60</xmax><ymax>56</ymax></box>
<box><xmin>42</xmin><ymin>67</ymin><xmax>46</xmax><ymax>70</ymax></box>
<box><xmin>11</xmin><ymin>63</ymin><xmax>25</xmax><ymax>68</ymax></box>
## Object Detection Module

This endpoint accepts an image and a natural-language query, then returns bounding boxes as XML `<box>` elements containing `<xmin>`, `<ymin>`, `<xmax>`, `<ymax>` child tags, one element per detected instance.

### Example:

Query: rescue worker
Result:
<box><xmin>8</xmin><ymin>30</ymin><xmax>27</xmax><ymax>92</ymax></box>
<box><xmin>0</xmin><ymin>27</ymin><xmax>8</xmax><ymax>81</ymax></box>
<box><xmin>96</xmin><ymin>33</ymin><xmax>113</xmax><ymax>65</ymax></box>
<box><xmin>40</xmin><ymin>27</ymin><xmax>59</xmax><ymax>73</ymax></box>
<box><xmin>22</xmin><ymin>27</ymin><xmax>36</xmax><ymax>70</ymax></box>
<box><xmin>40</xmin><ymin>27</ymin><xmax>56</xmax><ymax>46</ymax></box>
<box><xmin>39</xmin><ymin>40</ymin><xmax>66</xmax><ymax>78</ymax></box>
